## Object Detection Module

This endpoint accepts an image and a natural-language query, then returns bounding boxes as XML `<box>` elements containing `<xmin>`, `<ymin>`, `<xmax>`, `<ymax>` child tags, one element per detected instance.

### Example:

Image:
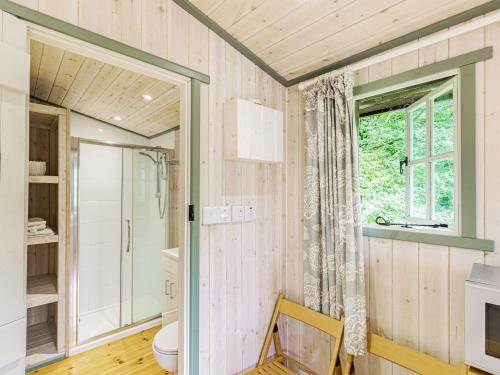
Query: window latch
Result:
<box><xmin>399</xmin><ymin>157</ymin><xmax>408</xmax><ymax>175</ymax></box>
<box><xmin>375</xmin><ymin>216</ymin><xmax>448</xmax><ymax>228</ymax></box>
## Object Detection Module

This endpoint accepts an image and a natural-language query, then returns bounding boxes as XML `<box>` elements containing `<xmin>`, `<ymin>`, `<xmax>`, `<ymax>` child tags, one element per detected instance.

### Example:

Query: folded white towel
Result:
<box><xmin>28</xmin><ymin>217</ymin><xmax>45</xmax><ymax>222</ymax></box>
<box><xmin>28</xmin><ymin>224</ymin><xmax>47</xmax><ymax>232</ymax></box>
<box><xmin>28</xmin><ymin>217</ymin><xmax>47</xmax><ymax>227</ymax></box>
<box><xmin>28</xmin><ymin>222</ymin><xmax>46</xmax><ymax>228</ymax></box>
<box><xmin>28</xmin><ymin>227</ymin><xmax>54</xmax><ymax>236</ymax></box>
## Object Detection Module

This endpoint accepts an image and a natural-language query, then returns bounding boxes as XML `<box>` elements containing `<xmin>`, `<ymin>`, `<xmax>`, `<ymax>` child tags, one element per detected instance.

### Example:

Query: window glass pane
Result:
<box><xmin>433</xmin><ymin>159</ymin><xmax>455</xmax><ymax>223</ymax></box>
<box><xmin>411</xmin><ymin>163</ymin><xmax>427</xmax><ymax>218</ymax></box>
<box><xmin>411</xmin><ymin>104</ymin><xmax>427</xmax><ymax>160</ymax></box>
<box><xmin>359</xmin><ymin>110</ymin><xmax>406</xmax><ymax>224</ymax></box>
<box><xmin>433</xmin><ymin>88</ymin><xmax>454</xmax><ymax>155</ymax></box>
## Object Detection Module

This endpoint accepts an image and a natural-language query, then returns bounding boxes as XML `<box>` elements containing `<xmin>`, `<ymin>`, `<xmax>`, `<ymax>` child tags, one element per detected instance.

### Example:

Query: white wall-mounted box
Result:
<box><xmin>224</xmin><ymin>98</ymin><xmax>283</xmax><ymax>163</ymax></box>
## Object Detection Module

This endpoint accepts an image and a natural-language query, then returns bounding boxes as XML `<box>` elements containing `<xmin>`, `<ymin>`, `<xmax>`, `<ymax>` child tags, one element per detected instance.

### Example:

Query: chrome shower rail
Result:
<box><xmin>75</xmin><ymin>137</ymin><xmax>174</xmax><ymax>153</ymax></box>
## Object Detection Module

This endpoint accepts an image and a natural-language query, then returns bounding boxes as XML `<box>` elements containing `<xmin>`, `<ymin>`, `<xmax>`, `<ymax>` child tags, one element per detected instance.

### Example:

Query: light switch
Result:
<box><xmin>220</xmin><ymin>206</ymin><xmax>231</xmax><ymax>223</ymax></box>
<box><xmin>202</xmin><ymin>206</ymin><xmax>231</xmax><ymax>225</ymax></box>
<box><xmin>232</xmin><ymin>205</ymin><xmax>245</xmax><ymax>222</ymax></box>
<box><xmin>244</xmin><ymin>205</ymin><xmax>256</xmax><ymax>221</ymax></box>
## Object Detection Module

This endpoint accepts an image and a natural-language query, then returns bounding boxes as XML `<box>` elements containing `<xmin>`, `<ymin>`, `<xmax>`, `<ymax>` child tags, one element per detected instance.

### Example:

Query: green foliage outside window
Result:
<box><xmin>359</xmin><ymin>91</ymin><xmax>455</xmax><ymax>225</ymax></box>
<box><xmin>359</xmin><ymin>110</ymin><xmax>407</xmax><ymax>224</ymax></box>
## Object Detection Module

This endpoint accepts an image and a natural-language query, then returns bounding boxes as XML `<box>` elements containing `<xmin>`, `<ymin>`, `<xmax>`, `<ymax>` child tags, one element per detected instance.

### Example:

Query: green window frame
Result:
<box><xmin>404</xmin><ymin>77</ymin><xmax>458</xmax><ymax>229</ymax></box>
<box><xmin>354</xmin><ymin>47</ymin><xmax>494</xmax><ymax>252</ymax></box>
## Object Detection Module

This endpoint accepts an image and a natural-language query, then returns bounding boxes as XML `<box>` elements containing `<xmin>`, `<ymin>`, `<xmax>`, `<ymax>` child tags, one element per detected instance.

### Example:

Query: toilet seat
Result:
<box><xmin>153</xmin><ymin>321</ymin><xmax>178</xmax><ymax>355</ymax></box>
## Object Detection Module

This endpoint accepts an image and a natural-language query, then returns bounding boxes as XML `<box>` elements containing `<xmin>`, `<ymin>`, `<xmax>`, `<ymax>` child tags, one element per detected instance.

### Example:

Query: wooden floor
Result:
<box><xmin>29</xmin><ymin>326</ymin><xmax>172</xmax><ymax>375</ymax></box>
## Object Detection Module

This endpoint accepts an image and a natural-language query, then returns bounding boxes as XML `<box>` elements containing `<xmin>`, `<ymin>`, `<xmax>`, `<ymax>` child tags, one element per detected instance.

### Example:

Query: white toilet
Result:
<box><xmin>153</xmin><ymin>321</ymin><xmax>178</xmax><ymax>373</ymax></box>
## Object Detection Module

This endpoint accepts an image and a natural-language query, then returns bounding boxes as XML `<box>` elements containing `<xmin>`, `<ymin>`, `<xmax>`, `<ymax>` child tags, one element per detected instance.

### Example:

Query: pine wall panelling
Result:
<box><xmin>12</xmin><ymin>0</ymin><xmax>499</xmax><ymax>373</ymax></box>
<box><xmin>29</xmin><ymin>40</ymin><xmax>181</xmax><ymax>137</ymax></box>
<box><xmin>284</xmin><ymin>26</ymin><xmax>498</xmax><ymax>374</ymax></box>
<box><xmin>202</xmin><ymin>29</ymin><xmax>286</xmax><ymax>373</ymax></box>
<box><xmin>184</xmin><ymin>0</ymin><xmax>491</xmax><ymax>80</ymax></box>
<box><xmin>8</xmin><ymin>0</ymin><xmax>286</xmax><ymax>373</ymax></box>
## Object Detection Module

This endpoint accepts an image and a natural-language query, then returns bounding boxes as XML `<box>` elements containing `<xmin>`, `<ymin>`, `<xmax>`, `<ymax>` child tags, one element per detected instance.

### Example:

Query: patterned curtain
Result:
<box><xmin>303</xmin><ymin>71</ymin><xmax>367</xmax><ymax>355</ymax></box>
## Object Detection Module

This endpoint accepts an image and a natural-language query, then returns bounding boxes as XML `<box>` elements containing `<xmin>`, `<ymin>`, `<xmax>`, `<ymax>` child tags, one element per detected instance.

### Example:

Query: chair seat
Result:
<box><xmin>244</xmin><ymin>358</ymin><xmax>298</xmax><ymax>375</ymax></box>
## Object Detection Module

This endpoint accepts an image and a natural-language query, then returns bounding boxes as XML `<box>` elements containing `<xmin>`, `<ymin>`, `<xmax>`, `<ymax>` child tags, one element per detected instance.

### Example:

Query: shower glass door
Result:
<box><xmin>130</xmin><ymin>149</ymin><xmax>167</xmax><ymax>322</ymax></box>
<box><xmin>76</xmin><ymin>142</ymin><xmax>169</xmax><ymax>344</ymax></box>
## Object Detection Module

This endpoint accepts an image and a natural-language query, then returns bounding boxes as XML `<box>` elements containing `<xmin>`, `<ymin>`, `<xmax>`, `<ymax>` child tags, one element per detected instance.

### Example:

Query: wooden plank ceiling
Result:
<box><xmin>30</xmin><ymin>40</ymin><xmax>180</xmax><ymax>137</ymax></box>
<box><xmin>190</xmin><ymin>0</ymin><xmax>491</xmax><ymax>80</ymax></box>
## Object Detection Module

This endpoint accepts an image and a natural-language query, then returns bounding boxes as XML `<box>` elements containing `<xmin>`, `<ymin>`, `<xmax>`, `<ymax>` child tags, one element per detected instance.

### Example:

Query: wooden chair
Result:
<box><xmin>244</xmin><ymin>293</ymin><xmax>346</xmax><ymax>375</ymax></box>
<box><xmin>343</xmin><ymin>333</ymin><xmax>470</xmax><ymax>375</ymax></box>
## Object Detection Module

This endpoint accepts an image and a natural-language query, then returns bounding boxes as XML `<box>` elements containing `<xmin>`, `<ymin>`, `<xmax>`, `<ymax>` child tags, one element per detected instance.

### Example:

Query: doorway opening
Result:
<box><xmin>26</xmin><ymin>23</ymin><xmax>192</xmax><ymax>373</ymax></box>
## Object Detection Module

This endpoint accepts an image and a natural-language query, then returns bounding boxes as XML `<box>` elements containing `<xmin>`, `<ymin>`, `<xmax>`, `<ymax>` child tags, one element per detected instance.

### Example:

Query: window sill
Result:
<box><xmin>362</xmin><ymin>225</ymin><xmax>494</xmax><ymax>252</ymax></box>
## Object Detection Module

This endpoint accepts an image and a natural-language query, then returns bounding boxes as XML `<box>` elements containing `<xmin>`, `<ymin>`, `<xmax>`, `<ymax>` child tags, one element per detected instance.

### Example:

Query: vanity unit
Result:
<box><xmin>162</xmin><ymin>248</ymin><xmax>179</xmax><ymax>325</ymax></box>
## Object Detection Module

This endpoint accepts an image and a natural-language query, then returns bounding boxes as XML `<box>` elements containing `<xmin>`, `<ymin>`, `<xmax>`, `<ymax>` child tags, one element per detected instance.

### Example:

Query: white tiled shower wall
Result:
<box><xmin>78</xmin><ymin>143</ymin><xmax>122</xmax><ymax>325</ymax></box>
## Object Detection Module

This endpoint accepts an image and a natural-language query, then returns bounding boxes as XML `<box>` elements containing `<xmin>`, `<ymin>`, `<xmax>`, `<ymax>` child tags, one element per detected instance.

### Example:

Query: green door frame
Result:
<box><xmin>189</xmin><ymin>78</ymin><xmax>201</xmax><ymax>375</ymax></box>
<box><xmin>0</xmin><ymin>0</ymin><xmax>210</xmax><ymax>84</ymax></box>
<box><xmin>0</xmin><ymin>1</ymin><xmax>205</xmax><ymax>372</ymax></box>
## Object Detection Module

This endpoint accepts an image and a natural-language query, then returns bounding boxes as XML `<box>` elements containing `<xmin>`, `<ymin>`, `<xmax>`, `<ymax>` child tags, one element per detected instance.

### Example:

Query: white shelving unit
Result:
<box><xmin>26</xmin><ymin>102</ymin><xmax>68</xmax><ymax>369</ymax></box>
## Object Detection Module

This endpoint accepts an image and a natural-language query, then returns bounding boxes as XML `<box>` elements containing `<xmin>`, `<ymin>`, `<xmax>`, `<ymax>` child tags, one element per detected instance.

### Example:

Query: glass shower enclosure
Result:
<box><xmin>72</xmin><ymin>140</ymin><xmax>176</xmax><ymax>344</ymax></box>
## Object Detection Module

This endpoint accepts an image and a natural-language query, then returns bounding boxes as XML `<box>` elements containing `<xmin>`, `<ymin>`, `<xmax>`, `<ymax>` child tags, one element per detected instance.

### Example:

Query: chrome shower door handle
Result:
<box><xmin>126</xmin><ymin>219</ymin><xmax>131</xmax><ymax>253</ymax></box>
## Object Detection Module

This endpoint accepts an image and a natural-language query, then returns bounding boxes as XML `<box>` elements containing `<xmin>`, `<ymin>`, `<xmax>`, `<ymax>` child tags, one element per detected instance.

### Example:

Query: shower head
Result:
<box><xmin>139</xmin><ymin>150</ymin><xmax>168</xmax><ymax>219</ymax></box>
<box><xmin>139</xmin><ymin>151</ymin><xmax>157</xmax><ymax>164</ymax></box>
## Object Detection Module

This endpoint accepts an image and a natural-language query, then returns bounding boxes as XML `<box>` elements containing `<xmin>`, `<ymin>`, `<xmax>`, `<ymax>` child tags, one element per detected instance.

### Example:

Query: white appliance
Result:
<box><xmin>465</xmin><ymin>263</ymin><xmax>500</xmax><ymax>374</ymax></box>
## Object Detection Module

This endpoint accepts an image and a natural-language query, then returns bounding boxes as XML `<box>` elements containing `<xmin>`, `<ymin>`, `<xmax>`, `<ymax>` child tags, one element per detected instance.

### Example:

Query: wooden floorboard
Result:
<box><xmin>29</xmin><ymin>326</ymin><xmax>172</xmax><ymax>375</ymax></box>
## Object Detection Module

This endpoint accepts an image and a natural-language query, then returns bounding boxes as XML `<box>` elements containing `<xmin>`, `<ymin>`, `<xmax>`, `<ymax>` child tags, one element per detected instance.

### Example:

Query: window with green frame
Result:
<box><xmin>357</xmin><ymin>76</ymin><xmax>458</xmax><ymax>233</ymax></box>
<box><xmin>353</xmin><ymin>50</ymin><xmax>495</xmax><ymax>251</ymax></box>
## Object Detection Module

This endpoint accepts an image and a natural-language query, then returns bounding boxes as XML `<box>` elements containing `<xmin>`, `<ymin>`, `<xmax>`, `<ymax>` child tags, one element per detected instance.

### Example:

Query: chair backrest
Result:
<box><xmin>279</xmin><ymin>298</ymin><xmax>345</xmax><ymax>337</ymax></box>
<box><xmin>257</xmin><ymin>293</ymin><xmax>345</xmax><ymax>375</ymax></box>
<box><xmin>367</xmin><ymin>333</ymin><xmax>467</xmax><ymax>375</ymax></box>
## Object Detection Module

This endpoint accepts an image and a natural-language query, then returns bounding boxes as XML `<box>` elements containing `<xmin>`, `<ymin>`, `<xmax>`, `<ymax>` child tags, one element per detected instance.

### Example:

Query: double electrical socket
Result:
<box><xmin>231</xmin><ymin>205</ymin><xmax>256</xmax><ymax>223</ymax></box>
<box><xmin>202</xmin><ymin>205</ymin><xmax>256</xmax><ymax>225</ymax></box>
